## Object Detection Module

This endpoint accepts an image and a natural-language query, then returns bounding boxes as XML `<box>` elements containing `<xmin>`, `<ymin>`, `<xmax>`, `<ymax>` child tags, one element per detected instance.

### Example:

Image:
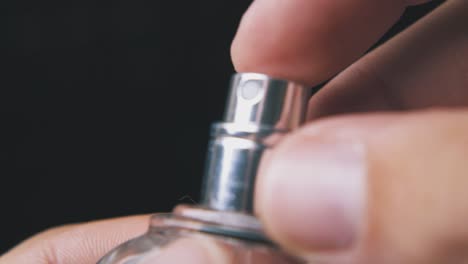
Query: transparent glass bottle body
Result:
<box><xmin>98</xmin><ymin>205</ymin><xmax>304</xmax><ymax>264</ymax></box>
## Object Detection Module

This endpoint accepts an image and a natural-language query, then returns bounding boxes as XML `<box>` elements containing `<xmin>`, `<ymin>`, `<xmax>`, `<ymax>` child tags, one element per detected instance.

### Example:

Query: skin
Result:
<box><xmin>2</xmin><ymin>0</ymin><xmax>468</xmax><ymax>263</ymax></box>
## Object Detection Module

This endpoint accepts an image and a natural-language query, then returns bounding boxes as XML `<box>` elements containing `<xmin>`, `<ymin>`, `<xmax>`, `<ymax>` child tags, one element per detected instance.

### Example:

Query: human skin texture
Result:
<box><xmin>2</xmin><ymin>1</ymin><xmax>468</xmax><ymax>263</ymax></box>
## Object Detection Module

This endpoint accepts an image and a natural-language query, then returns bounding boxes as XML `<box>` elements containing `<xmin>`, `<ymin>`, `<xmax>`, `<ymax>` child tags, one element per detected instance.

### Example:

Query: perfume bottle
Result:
<box><xmin>98</xmin><ymin>73</ymin><xmax>310</xmax><ymax>264</ymax></box>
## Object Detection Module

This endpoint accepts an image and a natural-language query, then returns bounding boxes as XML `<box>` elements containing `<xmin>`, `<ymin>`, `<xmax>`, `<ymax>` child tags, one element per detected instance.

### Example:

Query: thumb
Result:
<box><xmin>255</xmin><ymin>110</ymin><xmax>468</xmax><ymax>263</ymax></box>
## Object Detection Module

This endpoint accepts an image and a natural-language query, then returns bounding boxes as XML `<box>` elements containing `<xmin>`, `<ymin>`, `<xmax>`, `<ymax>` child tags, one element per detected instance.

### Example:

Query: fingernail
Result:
<box><xmin>260</xmin><ymin>138</ymin><xmax>366</xmax><ymax>253</ymax></box>
<box><xmin>139</xmin><ymin>236</ymin><xmax>229</xmax><ymax>264</ymax></box>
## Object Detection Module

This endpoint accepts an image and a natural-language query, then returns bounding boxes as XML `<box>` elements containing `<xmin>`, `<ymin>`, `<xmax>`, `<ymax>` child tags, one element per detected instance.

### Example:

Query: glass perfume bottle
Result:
<box><xmin>98</xmin><ymin>73</ymin><xmax>310</xmax><ymax>264</ymax></box>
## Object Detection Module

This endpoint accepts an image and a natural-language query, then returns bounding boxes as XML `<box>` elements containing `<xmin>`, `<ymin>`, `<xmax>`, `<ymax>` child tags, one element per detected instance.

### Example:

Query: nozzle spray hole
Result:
<box><xmin>239</xmin><ymin>80</ymin><xmax>264</xmax><ymax>102</ymax></box>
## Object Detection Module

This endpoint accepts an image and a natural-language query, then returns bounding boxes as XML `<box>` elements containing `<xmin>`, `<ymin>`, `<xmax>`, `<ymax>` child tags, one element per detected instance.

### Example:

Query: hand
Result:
<box><xmin>3</xmin><ymin>1</ymin><xmax>467</xmax><ymax>263</ymax></box>
<box><xmin>232</xmin><ymin>0</ymin><xmax>468</xmax><ymax>263</ymax></box>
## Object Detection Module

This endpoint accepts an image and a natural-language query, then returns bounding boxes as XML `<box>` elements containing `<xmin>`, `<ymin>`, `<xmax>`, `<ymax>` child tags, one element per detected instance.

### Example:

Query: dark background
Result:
<box><xmin>1</xmin><ymin>0</ymin><xmax>444</xmax><ymax>254</ymax></box>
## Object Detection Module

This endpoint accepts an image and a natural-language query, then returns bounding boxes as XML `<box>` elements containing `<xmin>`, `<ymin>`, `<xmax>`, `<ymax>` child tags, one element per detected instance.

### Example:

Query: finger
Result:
<box><xmin>231</xmin><ymin>0</ymin><xmax>431</xmax><ymax>85</ymax></box>
<box><xmin>255</xmin><ymin>109</ymin><xmax>468</xmax><ymax>263</ymax></box>
<box><xmin>0</xmin><ymin>215</ymin><xmax>149</xmax><ymax>264</ymax></box>
<box><xmin>308</xmin><ymin>0</ymin><xmax>468</xmax><ymax>119</ymax></box>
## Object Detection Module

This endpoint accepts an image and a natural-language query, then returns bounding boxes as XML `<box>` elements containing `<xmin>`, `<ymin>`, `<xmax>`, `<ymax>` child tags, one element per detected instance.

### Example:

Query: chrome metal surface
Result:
<box><xmin>201</xmin><ymin>73</ymin><xmax>309</xmax><ymax>213</ymax></box>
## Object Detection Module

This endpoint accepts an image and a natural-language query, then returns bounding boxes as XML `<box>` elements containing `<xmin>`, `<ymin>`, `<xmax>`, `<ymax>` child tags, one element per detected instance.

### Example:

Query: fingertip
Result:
<box><xmin>254</xmin><ymin>115</ymin><xmax>398</xmax><ymax>259</ymax></box>
<box><xmin>231</xmin><ymin>0</ymin><xmax>407</xmax><ymax>86</ymax></box>
<box><xmin>230</xmin><ymin>0</ymin><xmax>337</xmax><ymax>85</ymax></box>
<box><xmin>257</xmin><ymin>135</ymin><xmax>366</xmax><ymax>257</ymax></box>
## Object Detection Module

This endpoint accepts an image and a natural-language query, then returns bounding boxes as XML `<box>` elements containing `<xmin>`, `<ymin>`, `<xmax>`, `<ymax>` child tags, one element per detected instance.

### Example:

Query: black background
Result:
<box><xmin>1</xmin><ymin>0</ymin><xmax>444</xmax><ymax>254</ymax></box>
